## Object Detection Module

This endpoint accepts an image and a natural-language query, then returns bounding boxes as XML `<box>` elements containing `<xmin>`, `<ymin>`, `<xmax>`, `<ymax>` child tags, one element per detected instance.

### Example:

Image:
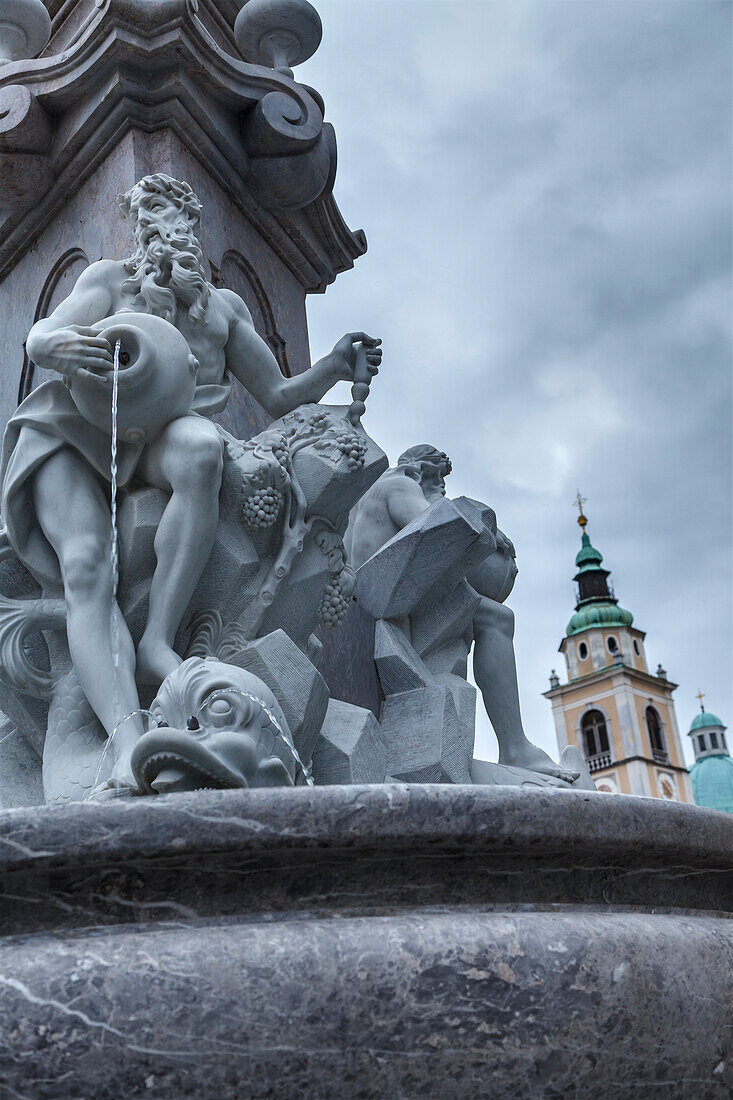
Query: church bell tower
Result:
<box><xmin>544</xmin><ymin>499</ymin><xmax>693</xmax><ymax>802</ymax></box>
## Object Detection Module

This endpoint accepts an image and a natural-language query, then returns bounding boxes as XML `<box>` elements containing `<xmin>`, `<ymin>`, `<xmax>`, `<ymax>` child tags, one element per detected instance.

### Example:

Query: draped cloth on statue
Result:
<box><xmin>0</xmin><ymin>375</ymin><xmax>232</xmax><ymax>585</ymax></box>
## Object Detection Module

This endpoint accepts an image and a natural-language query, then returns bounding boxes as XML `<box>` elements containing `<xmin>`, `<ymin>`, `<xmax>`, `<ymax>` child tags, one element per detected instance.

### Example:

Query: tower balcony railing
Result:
<box><xmin>586</xmin><ymin>751</ymin><xmax>612</xmax><ymax>772</ymax></box>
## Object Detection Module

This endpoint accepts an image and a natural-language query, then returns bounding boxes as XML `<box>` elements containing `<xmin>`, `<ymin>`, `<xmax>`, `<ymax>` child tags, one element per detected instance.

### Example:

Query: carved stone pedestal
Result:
<box><xmin>0</xmin><ymin>786</ymin><xmax>730</xmax><ymax>1097</ymax></box>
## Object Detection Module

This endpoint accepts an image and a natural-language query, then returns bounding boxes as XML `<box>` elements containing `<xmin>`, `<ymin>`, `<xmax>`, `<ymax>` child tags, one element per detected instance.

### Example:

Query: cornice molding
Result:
<box><xmin>0</xmin><ymin>0</ymin><xmax>365</xmax><ymax>285</ymax></box>
<box><xmin>544</xmin><ymin>666</ymin><xmax>679</xmax><ymax>699</ymax></box>
<box><xmin>591</xmin><ymin>755</ymin><xmax>690</xmax><ymax>777</ymax></box>
<box><xmin>560</xmin><ymin>625</ymin><xmax>647</xmax><ymax>651</ymax></box>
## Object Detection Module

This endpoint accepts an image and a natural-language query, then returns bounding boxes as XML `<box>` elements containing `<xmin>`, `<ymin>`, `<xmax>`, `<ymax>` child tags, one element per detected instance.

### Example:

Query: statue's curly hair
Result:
<box><xmin>397</xmin><ymin>444</ymin><xmax>452</xmax><ymax>479</ymax></box>
<box><xmin>118</xmin><ymin>174</ymin><xmax>209</xmax><ymax>326</ymax></box>
<box><xmin>118</xmin><ymin>173</ymin><xmax>203</xmax><ymax>229</ymax></box>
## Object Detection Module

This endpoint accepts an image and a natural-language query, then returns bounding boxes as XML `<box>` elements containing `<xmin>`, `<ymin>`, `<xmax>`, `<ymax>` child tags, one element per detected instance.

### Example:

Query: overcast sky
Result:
<box><xmin>300</xmin><ymin>0</ymin><xmax>732</xmax><ymax>766</ymax></box>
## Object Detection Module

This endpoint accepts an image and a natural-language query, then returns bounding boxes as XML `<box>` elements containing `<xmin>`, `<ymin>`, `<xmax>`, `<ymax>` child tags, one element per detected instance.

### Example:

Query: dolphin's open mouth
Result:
<box><xmin>130</xmin><ymin>726</ymin><xmax>294</xmax><ymax>795</ymax></box>
<box><xmin>132</xmin><ymin>728</ymin><xmax>248</xmax><ymax>794</ymax></box>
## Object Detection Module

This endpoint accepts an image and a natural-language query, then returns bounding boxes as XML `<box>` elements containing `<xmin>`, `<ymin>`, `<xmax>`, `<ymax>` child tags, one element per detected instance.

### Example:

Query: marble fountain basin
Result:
<box><xmin>0</xmin><ymin>784</ymin><xmax>730</xmax><ymax>1098</ymax></box>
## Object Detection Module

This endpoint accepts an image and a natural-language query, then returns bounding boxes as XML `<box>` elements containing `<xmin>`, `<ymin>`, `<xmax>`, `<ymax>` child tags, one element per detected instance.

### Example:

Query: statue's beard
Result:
<box><xmin>122</xmin><ymin>222</ymin><xmax>209</xmax><ymax>326</ymax></box>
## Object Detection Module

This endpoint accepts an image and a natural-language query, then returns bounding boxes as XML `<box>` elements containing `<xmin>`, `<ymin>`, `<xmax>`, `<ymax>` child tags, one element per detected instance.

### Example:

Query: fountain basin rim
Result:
<box><xmin>0</xmin><ymin>783</ymin><xmax>730</xmax><ymax>876</ymax></box>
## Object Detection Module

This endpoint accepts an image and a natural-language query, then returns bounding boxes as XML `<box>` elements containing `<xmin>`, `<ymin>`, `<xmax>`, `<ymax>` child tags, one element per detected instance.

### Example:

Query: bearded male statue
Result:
<box><xmin>347</xmin><ymin>445</ymin><xmax>578</xmax><ymax>783</ymax></box>
<box><xmin>0</xmin><ymin>174</ymin><xmax>381</xmax><ymax>793</ymax></box>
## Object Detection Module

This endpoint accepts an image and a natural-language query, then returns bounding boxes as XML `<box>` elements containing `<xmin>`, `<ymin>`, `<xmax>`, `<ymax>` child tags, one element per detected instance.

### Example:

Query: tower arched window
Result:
<box><xmin>581</xmin><ymin>710</ymin><xmax>611</xmax><ymax>770</ymax></box>
<box><xmin>645</xmin><ymin>707</ymin><xmax>667</xmax><ymax>762</ymax></box>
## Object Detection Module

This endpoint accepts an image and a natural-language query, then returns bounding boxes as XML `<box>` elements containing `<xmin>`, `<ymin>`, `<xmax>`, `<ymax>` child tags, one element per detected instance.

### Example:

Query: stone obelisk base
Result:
<box><xmin>0</xmin><ymin>786</ymin><xmax>730</xmax><ymax>1097</ymax></box>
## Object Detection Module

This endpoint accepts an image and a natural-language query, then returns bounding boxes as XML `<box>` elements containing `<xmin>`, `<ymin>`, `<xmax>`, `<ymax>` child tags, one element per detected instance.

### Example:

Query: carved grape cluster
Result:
<box><xmin>269</xmin><ymin>435</ymin><xmax>289</xmax><ymax>468</ymax></box>
<box><xmin>335</xmin><ymin>433</ymin><xmax>366</xmax><ymax>470</ymax></box>
<box><xmin>241</xmin><ymin>486</ymin><xmax>284</xmax><ymax>529</ymax></box>
<box><xmin>319</xmin><ymin>578</ymin><xmax>352</xmax><ymax>629</ymax></box>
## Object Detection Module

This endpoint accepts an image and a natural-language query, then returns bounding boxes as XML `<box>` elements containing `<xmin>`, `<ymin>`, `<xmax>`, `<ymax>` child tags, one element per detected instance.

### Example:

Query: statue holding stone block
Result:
<box><xmin>347</xmin><ymin>445</ymin><xmax>592</xmax><ymax>789</ymax></box>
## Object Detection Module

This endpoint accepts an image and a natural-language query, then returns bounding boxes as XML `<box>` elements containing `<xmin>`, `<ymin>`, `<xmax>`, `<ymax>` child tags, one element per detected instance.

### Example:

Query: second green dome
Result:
<box><xmin>690</xmin><ymin>711</ymin><xmax>725</xmax><ymax>732</ymax></box>
<box><xmin>567</xmin><ymin>601</ymin><xmax>634</xmax><ymax>637</ymax></box>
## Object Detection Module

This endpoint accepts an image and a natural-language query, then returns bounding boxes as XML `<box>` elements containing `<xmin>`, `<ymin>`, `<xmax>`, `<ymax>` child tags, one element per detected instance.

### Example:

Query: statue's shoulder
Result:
<box><xmin>374</xmin><ymin>466</ymin><xmax>425</xmax><ymax>505</ymax></box>
<box><xmin>74</xmin><ymin>257</ymin><xmax>127</xmax><ymax>289</ymax></box>
<box><xmin>368</xmin><ymin>465</ymin><xmax>403</xmax><ymax>490</ymax></box>
<box><xmin>216</xmin><ymin>285</ymin><xmax>254</xmax><ymax>324</ymax></box>
<box><xmin>384</xmin><ymin>465</ymin><xmax>421</xmax><ymax>489</ymax></box>
<box><xmin>350</xmin><ymin>465</ymin><xmax>402</xmax><ymax>514</ymax></box>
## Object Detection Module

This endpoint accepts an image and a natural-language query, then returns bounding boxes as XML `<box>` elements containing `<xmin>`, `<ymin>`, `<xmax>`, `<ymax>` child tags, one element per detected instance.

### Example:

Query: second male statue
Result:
<box><xmin>348</xmin><ymin>445</ymin><xmax>585</xmax><ymax>786</ymax></box>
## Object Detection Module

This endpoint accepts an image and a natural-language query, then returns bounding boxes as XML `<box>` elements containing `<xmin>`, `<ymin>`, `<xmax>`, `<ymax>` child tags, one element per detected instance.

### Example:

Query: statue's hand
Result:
<box><xmin>330</xmin><ymin>332</ymin><xmax>382</xmax><ymax>382</ymax></box>
<box><xmin>29</xmin><ymin>325</ymin><xmax>114</xmax><ymax>380</ymax></box>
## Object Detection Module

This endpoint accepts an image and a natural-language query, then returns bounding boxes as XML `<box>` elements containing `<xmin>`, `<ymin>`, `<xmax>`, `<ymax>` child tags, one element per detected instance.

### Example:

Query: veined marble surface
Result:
<box><xmin>0</xmin><ymin>785</ymin><xmax>731</xmax><ymax>1097</ymax></box>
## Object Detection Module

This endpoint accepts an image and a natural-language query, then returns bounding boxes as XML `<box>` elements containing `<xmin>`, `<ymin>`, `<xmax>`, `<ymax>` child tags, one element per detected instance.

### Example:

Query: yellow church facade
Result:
<box><xmin>544</xmin><ymin>508</ymin><xmax>693</xmax><ymax>803</ymax></box>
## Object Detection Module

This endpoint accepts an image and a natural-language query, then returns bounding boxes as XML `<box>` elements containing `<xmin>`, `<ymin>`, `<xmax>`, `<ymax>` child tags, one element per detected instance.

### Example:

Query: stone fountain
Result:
<box><xmin>0</xmin><ymin>2</ymin><xmax>730</xmax><ymax>1097</ymax></box>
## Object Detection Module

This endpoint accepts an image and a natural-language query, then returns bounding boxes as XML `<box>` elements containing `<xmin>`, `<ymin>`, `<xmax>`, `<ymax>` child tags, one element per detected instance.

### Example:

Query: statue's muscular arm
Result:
<box><xmin>221</xmin><ymin>290</ymin><xmax>381</xmax><ymax>419</ymax></box>
<box><xmin>25</xmin><ymin>261</ymin><xmax>118</xmax><ymax>378</ymax></box>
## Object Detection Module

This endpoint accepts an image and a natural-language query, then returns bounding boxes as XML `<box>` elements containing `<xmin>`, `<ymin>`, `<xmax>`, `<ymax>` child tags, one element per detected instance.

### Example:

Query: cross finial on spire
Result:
<box><xmin>696</xmin><ymin>690</ymin><xmax>705</xmax><ymax>713</ymax></box>
<box><xmin>573</xmin><ymin>490</ymin><xmax>588</xmax><ymax>530</ymax></box>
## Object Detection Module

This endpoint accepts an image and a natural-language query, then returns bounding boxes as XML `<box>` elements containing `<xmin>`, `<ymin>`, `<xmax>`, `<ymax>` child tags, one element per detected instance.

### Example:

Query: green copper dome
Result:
<box><xmin>575</xmin><ymin>533</ymin><xmax>604</xmax><ymax>574</ymax></box>
<box><xmin>689</xmin><ymin>754</ymin><xmax>733</xmax><ymax>814</ymax></box>
<box><xmin>567</xmin><ymin>601</ymin><xmax>634</xmax><ymax>637</ymax></box>
<box><xmin>565</xmin><ymin>516</ymin><xmax>635</xmax><ymax>638</ymax></box>
<box><xmin>690</xmin><ymin>711</ymin><xmax>725</xmax><ymax>732</ymax></box>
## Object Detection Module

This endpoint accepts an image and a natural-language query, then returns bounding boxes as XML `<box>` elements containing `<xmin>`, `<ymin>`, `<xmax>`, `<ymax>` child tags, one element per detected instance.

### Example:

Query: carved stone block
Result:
<box><xmin>356</xmin><ymin>496</ymin><xmax>495</xmax><ymax>621</ymax></box>
<box><xmin>258</xmin><ymin>537</ymin><xmax>332</xmax><ymax>650</ymax></box>
<box><xmin>380</xmin><ymin>685</ymin><xmax>472</xmax><ymax>784</ymax></box>
<box><xmin>291</xmin><ymin>434</ymin><xmax>388</xmax><ymax>524</ymax></box>
<box><xmin>231</xmin><ymin>629</ymin><xmax>329</xmax><ymax>765</ymax></box>
<box><xmin>409</xmin><ymin>577</ymin><xmax>481</xmax><ymax>663</ymax></box>
<box><xmin>435</xmin><ymin>671</ymin><xmax>477</xmax><ymax>756</ymax></box>
<box><xmin>311</xmin><ymin>699</ymin><xmax>387</xmax><ymax>785</ymax></box>
<box><xmin>422</xmin><ymin>636</ymin><xmax>472</xmax><ymax>679</ymax></box>
<box><xmin>374</xmin><ymin>618</ymin><xmax>433</xmax><ymax>696</ymax></box>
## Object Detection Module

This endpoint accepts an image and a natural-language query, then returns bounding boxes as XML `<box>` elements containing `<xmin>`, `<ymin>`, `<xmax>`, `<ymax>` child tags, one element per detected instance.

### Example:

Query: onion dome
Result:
<box><xmin>565</xmin><ymin>507</ymin><xmax>633</xmax><ymax>637</ymax></box>
<box><xmin>575</xmin><ymin>532</ymin><xmax>604</xmax><ymax>571</ymax></box>
<box><xmin>567</xmin><ymin>601</ymin><xmax>634</xmax><ymax>637</ymax></box>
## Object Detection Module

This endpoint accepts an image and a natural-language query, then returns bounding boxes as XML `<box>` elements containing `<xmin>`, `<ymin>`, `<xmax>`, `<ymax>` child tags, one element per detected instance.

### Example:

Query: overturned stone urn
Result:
<box><xmin>0</xmin><ymin>785</ymin><xmax>730</xmax><ymax>1098</ymax></box>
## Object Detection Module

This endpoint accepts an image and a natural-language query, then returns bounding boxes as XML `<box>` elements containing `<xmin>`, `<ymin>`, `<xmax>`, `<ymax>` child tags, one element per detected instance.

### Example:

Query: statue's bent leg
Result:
<box><xmin>136</xmin><ymin>416</ymin><xmax>223</xmax><ymax>687</ymax></box>
<box><xmin>32</xmin><ymin>449</ymin><xmax>143</xmax><ymax>782</ymax></box>
<box><xmin>472</xmin><ymin>598</ymin><xmax>578</xmax><ymax>782</ymax></box>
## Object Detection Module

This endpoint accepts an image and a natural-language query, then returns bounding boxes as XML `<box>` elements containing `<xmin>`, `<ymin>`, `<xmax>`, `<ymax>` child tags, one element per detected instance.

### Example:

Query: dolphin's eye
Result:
<box><xmin>209</xmin><ymin>699</ymin><xmax>232</xmax><ymax>717</ymax></box>
<box><xmin>196</xmin><ymin>688</ymin><xmax>259</xmax><ymax>731</ymax></box>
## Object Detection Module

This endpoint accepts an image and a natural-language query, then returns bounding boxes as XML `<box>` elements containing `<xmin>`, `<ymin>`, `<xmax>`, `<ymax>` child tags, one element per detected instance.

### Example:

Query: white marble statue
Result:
<box><xmin>0</xmin><ymin>173</ymin><xmax>382</xmax><ymax>797</ymax></box>
<box><xmin>347</xmin><ymin>445</ymin><xmax>582</xmax><ymax>785</ymax></box>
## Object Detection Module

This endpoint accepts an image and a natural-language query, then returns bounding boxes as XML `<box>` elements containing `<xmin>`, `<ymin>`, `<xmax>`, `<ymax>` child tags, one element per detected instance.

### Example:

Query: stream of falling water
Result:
<box><xmin>92</xmin><ymin>340</ymin><xmax>121</xmax><ymax>791</ymax></box>
<box><xmin>110</xmin><ymin>338</ymin><xmax>121</xmax><ymax>675</ymax></box>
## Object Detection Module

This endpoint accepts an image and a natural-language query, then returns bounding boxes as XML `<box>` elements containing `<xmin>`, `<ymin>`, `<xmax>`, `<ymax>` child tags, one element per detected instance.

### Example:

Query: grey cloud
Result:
<box><xmin>302</xmin><ymin>1</ymin><xmax>731</xmax><ymax>761</ymax></box>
